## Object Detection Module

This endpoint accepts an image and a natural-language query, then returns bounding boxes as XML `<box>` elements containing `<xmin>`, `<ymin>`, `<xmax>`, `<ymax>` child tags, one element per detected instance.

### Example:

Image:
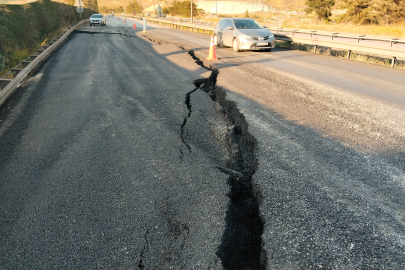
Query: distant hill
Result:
<box><xmin>1</xmin><ymin>0</ymin><xmax>98</xmax><ymax>9</ymax></box>
<box><xmin>96</xmin><ymin>0</ymin><xmax>319</xmax><ymax>11</ymax></box>
<box><xmin>97</xmin><ymin>0</ymin><xmax>308</xmax><ymax>14</ymax></box>
<box><xmin>97</xmin><ymin>0</ymin><xmax>344</xmax><ymax>15</ymax></box>
<box><xmin>0</xmin><ymin>0</ymin><xmax>39</xmax><ymax>4</ymax></box>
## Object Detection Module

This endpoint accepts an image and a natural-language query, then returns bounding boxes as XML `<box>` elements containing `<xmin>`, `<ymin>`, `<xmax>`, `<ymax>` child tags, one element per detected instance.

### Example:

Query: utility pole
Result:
<box><xmin>191</xmin><ymin>0</ymin><xmax>193</xmax><ymax>24</ymax></box>
<box><xmin>79</xmin><ymin>0</ymin><xmax>82</xmax><ymax>20</ymax></box>
<box><xmin>153</xmin><ymin>0</ymin><xmax>156</xmax><ymax>17</ymax></box>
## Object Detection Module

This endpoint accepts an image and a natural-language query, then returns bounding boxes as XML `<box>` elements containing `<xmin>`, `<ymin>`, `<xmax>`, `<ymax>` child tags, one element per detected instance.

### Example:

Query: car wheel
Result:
<box><xmin>232</xmin><ymin>38</ymin><xmax>240</xmax><ymax>52</ymax></box>
<box><xmin>214</xmin><ymin>35</ymin><xmax>220</xmax><ymax>47</ymax></box>
<box><xmin>90</xmin><ymin>24</ymin><xmax>92</xmax><ymax>26</ymax></box>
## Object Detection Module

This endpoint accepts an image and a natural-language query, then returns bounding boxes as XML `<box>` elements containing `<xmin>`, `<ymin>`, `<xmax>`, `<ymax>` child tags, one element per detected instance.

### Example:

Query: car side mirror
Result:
<box><xmin>263</xmin><ymin>26</ymin><xmax>267</xmax><ymax>28</ymax></box>
<box><xmin>227</xmin><ymin>26</ymin><xmax>233</xmax><ymax>30</ymax></box>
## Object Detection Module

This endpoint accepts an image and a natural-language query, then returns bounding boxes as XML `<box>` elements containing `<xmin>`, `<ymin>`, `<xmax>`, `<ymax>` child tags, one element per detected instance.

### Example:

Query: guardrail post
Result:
<box><xmin>143</xmin><ymin>18</ymin><xmax>147</xmax><ymax>33</ymax></box>
<box><xmin>22</xmin><ymin>61</ymin><xmax>31</xmax><ymax>68</ymax></box>
<box><xmin>11</xmin><ymin>69</ymin><xmax>23</xmax><ymax>77</ymax></box>
<box><xmin>347</xmin><ymin>50</ymin><xmax>351</xmax><ymax>59</ymax></box>
<box><xmin>391</xmin><ymin>57</ymin><xmax>396</xmax><ymax>68</ymax></box>
<box><xmin>0</xmin><ymin>79</ymin><xmax>12</xmax><ymax>90</ymax></box>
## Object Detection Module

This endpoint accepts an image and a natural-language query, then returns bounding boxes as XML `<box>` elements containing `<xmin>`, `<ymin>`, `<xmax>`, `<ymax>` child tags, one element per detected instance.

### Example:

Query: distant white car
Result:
<box><xmin>89</xmin><ymin>14</ymin><xmax>106</xmax><ymax>26</ymax></box>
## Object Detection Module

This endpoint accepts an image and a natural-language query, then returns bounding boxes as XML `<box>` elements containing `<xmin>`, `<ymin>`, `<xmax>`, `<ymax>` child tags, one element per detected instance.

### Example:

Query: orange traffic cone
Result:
<box><xmin>133</xmin><ymin>22</ymin><xmax>137</xmax><ymax>29</ymax></box>
<box><xmin>207</xmin><ymin>35</ymin><xmax>218</xmax><ymax>60</ymax></box>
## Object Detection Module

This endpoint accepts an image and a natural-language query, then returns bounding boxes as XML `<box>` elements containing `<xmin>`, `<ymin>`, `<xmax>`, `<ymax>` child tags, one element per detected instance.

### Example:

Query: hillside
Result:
<box><xmin>97</xmin><ymin>0</ymin><xmax>346</xmax><ymax>16</ymax></box>
<box><xmin>96</xmin><ymin>0</ymin><xmax>311</xmax><ymax>13</ymax></box>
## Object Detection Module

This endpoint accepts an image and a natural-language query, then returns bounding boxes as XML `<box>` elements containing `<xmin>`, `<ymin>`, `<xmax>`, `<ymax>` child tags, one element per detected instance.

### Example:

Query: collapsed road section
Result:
<box><xmin>142</xmin><ymin>26</ymin><xmax>405</xmax><ymax>269</ymax></box>
<box><xmin>3</xmin><ymin>19</ymin><xmax>403</xmax><ymax>269</ymax></box>
<box><xmin>148</xmin><ymin>30</ymin><xmax>267</xmax><ymax>267</ymax></box>
<box><xmin>0</xmin><ymin>24</ymin><xmax>265</xmax><ymax>270</ymax></box>
<box><xmin>180</xmin><ymin>52</ymin><xmax>265</xmax><ymax>269</ymax></box>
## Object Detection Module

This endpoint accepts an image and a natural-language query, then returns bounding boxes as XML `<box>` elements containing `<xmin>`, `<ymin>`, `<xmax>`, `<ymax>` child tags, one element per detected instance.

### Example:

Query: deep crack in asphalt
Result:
<box><xmin>75</xmin><ymin>31</ymin><xmax>266</xmax><ymax>269</ymax></box>
<box><xmin>183</xmin><ymin>47</ymin><xmax>266</xmax><ymax>269</ymax></box>
<box><xmin>180</xmin><ymin>85</ymin><xmax>199</xmax><ymax>153</ymax></box>
<box><xmin>138</xmin><ymin>229</ymin><xmax>149</xmax><ymax>270</ymax></box>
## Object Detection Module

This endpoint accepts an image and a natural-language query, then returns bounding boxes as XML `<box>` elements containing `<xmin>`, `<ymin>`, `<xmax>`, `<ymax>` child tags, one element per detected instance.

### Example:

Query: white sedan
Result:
<box><xmin>89</xmin><ymin>14</ymin><xmax>106</xmax><ymax>26</ymax></box>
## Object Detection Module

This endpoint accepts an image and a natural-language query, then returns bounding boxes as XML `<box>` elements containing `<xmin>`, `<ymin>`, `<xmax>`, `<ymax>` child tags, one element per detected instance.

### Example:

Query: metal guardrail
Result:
<box><xmin>0</xmin><ymin>20</ymin><xmax>88</xmax><ymax>106</ymax></box>
<box><xmin>268</xmin><ymin>27</ymin><xmax>405</xmax><ymax>62</ymax></box>
<box><xmin>137</xmin><ymin>16</ymin><xmax>215</xmax><ymax>35</ymax></box>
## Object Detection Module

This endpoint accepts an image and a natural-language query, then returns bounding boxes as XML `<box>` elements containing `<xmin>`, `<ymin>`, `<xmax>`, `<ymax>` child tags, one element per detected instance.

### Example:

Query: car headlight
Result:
<box><xmin>240</xmin><ymin>35</ymin><xmax>252</xmax><ymax>40</ymax></box>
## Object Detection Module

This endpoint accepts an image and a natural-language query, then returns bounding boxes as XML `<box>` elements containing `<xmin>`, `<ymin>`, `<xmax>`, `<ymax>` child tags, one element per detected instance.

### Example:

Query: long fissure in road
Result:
<box><xmin>182</xmin><ymin>51</ymin><xmax>265</xmax><ymax>269</ymax></box>
<box><xmin>0</xmin><ymin>28</ymin><xmax>266</xmax><ymax>269</ymax></box>
<box><xmin>2</xmin><ymin>18</ymin><xmax>404</xmax><ymax>269</ymax></box>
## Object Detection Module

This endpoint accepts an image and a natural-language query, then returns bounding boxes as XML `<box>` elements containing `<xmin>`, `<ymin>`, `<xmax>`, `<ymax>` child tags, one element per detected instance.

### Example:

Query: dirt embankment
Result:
<box><xmin>0</xmin><ymin>0</ymin><xmax>97</xmax><ymax>75</ymax></box>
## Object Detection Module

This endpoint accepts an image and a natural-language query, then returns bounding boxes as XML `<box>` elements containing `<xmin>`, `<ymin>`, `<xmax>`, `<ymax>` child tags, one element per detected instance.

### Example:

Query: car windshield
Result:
<box><xmin>91</xmin><ymin>15</ymin><xmax>102</xmax><ymax>18</ymax></box>
<box><xmin>233</xmin><ymin>19</ymin><xmax>263</xmax><ymax>29</ymax></box>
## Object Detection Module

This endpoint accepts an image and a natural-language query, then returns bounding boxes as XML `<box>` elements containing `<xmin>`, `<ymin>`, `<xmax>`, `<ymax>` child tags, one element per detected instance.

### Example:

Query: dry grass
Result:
<box><xmin>0</xmin><ymin>26</ymin><xmax>69</xmax><ymax>78</ymax></box>
<box><xmin>264</xmin><ymin>0</ymin><xmax>345</xmax><ymax>10</ymax></box>
<box><xmin>0</xmin><ymin>0</ymin><xmax>38</xmax><ymax>4</ymax></box>
<box><xmin>201</xmin><ymin>7</ymin><xmax>405</xmax><ymax>38</ymax></box>
<box><xmin>282</xmin><ymin>21</ymin><xmax>405</xmax><ymax>38</ymax></box>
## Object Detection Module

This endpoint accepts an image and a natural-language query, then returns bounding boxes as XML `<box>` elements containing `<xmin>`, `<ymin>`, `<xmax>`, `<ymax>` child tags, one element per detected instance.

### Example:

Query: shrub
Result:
<box><xmin>165</xmin><ymin>1</ymin><xmax>198</xmax><ymax>17</ymax></box>
<box><xmin>338</xmin><ymin>0</ymin><xmax>378</xmax><ymax>24</ymax></box>
<box><xmin>305</xmin><ymin>0</ymin><xmax>335</xmax><ymax>22</ymax></box>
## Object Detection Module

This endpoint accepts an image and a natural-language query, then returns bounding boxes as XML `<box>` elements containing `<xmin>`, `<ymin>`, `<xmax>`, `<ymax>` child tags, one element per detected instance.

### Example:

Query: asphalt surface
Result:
<box><xmin>131</xmin><ymin>17</ymin><xmax>405</xmax><ymax>269</ymax></box>
<box><xmin>1</xmin><ymin>16</ymin><xmax>404</xmax><ymax>270</ymax></box>
<box><xmin>0</xmin><ymin>19</ymin><xmax>232</xmax><ymax>269</ymax></box>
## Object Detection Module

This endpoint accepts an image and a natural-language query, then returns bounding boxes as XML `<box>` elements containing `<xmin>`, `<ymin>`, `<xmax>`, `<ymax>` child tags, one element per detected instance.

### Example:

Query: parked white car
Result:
<box><xmin>213</xmin><ymin>18</ymin><xmax>275</xmax><ymax>52</ymax></box>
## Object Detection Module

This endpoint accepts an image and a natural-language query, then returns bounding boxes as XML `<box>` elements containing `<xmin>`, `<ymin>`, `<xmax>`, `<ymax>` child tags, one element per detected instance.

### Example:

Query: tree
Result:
<box><xmin>305</xmin><ymin>0</ymin><xmax>335</xmax><ymax>23</ymax></box>
<box><xmin>374</xmin><ymin>0</ymin><xmax>405</xmax><ymax>25</ymax></box>
<box><xmin>162</xmin><ymin>7</ymin><xmax>170</xmax><ymax>14</ymax></box>
<box><xmin>98</xmin><ymin>6</ymin><xmax>108</xmax><ymax>13</ymax></box>
<box><xmin>22</xmin><ymin>2</ymin><xmax>39</xmax><ymax>49</ymax></box>
<box><xmin>125</xmin><ymin>1</ymin><xmax>142</xmax><ymax>14</ymax></box>
<box><xmin>165</xmin><ymin>1</ymin><xmax>198</xmax><ymax>17</ymax></box>
<box><xmin>0</xmin><ymin>5</ymin><xmax>11</xmax><ymax>73</ymax></box>
<box><xmin>117</xmin><ymin>6</ymin><xmax>124</xmax><ymax>13</ymax></box>
<box><xmin>92</xmin><ymin>0</ymin><xmax>99</xmax><ymax>13</ymax></box>
<box><xmin>338</xmin><ymin>0</ymin><xmax>377</xmax><ymax>24</ymax></box>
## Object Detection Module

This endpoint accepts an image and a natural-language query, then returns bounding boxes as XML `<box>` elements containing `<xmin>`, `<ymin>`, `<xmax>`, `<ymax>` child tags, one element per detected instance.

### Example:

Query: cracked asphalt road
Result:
<box><xmin>0</xmin><ymin>20</ymin><xmax>232</xmax><ymax>269</ymax></box>
<box><xmin>133</xmin><ymin>18</ymin><xmax>405</xmax><ymax>269</ymax></box>
<box><xmin>1</xmin><ymin>17</ymin><xmax>404</xmax><ymax>270</ymax></box>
